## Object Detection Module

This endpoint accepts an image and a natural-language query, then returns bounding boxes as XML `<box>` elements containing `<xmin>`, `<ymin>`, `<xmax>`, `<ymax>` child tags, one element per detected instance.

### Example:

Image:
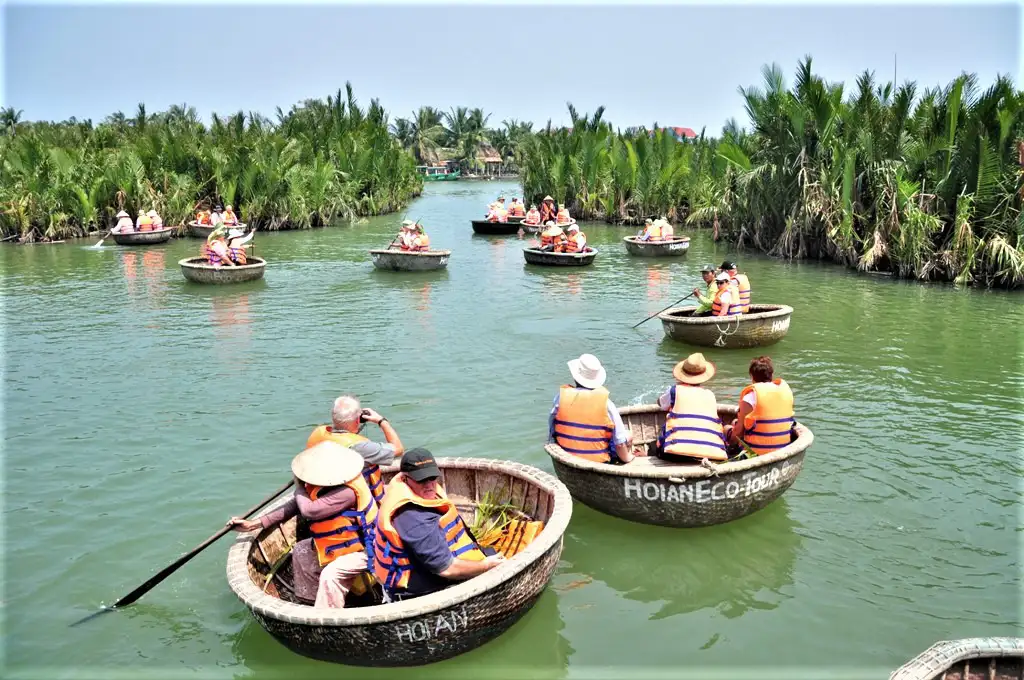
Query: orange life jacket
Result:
<box><xmin>196</xmin><ymin>211</ymin><xmax>211</xmax><ymax>225</ymax></box>
<box><xmin>524</xmin><ymin>210</ymin><xmax>541</xmax><ymax>225</ymax></box>
<box><xmin>306</xmin><ymin>427</ymin><xmax>385</xmax><ymax>505</ymax></box>
<box><xmin>662</xmin><ymin>385</ymin><xmax>727</xmax><ymax>461</ymax></box>
<box><xmin>372</xmin><ymin>474</ymin><xmax>485</xmax><ymax>592</ymax></box>
<box><xmin>509</xmin><ymin>204</ymin><xmax>525</xmax><ymax>217</ymax></box>
<box><xmin>540</xmin><ymin>225</ymin><xmax>565</xmax><ymax>249</ymax></box>
<box><xmin>739</xmin><ymin>379</ymin><xmax>795</xmax><ymax>455</ymax></box>
<box><xmin>556</xmin><ymin>208</ymin><xmax>571</xmax><ymax>224</ymax></box>
<box><xmin>712</xmin><ymin>284</ymin><xmax>740</xmax><ymax>316</ymax></box>
<box><xmin>223</xmin><ymin>209</ymin><xmax>238</xmax><ymax>225</ymax></box>
<box><xmin>645</xmin><ymin>223</ymin><xmax>662</xmax><ymax>240</ymax></box>
<box><xmin>553</xmin><ymin>385</ymin><xmax>615</xmax><ymax>463</ymax></box>
<box><xmin>413</xmin><ymin>234</ymin><xmax>431</xmax><ymax>251</ymax></box>
<box><xmin>563</xmin><ymin>232</ymin><xmax>585</xmax><ymax>253</ymax></box>
<box><xmin>305</xmin><ymin>474</ymin><xmax>379</xmax><ymax>567</ymax></box>
<box><xmin>488</xmin><ymin>207</ymin><xmax>508</xmax><ymax>223</ymax></box>
<box><xmin>730</xmin><ymin>273</ymin><xmax>751</xmax><ymax>313</ymax></box>
<box><xmin>228</xmin><ymin>240</ymin><xmax>247</xmax><ymax>265</ymax></box>
<box><xmin>137</xmin><ymin>215</ymin><xmax>153</xmax><ymax>231</ymax></box>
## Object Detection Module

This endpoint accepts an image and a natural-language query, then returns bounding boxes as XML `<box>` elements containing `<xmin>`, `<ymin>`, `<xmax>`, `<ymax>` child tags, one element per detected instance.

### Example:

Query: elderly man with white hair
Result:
<box><xmin>548</xmin><ymin>353</ymin><xmax>642</xmax><ymax>465</ymax></box>
<box><xmin>307</xmin><ymin>395</ymin><xmax>404</xmax><ymax>504</ymax></box>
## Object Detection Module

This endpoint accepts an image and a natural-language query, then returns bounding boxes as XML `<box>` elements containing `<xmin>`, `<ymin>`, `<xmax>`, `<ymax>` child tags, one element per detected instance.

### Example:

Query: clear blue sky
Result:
<box><xmin>2</xmin><ymin>0</ymin><xmax>1020</xmax><ymax>133</ymax></box>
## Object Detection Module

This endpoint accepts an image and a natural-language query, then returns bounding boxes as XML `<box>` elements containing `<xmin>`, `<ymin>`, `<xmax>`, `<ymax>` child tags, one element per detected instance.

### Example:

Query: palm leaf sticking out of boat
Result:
<box><xmin>472</xmin><ymin>488</ymin><xmax>545</xmax><ymax>558</ymax></box>
<box><xmin>263</xmin><ymin>541</ymin><xmax>295</xmax><ymax>592</ymax></box>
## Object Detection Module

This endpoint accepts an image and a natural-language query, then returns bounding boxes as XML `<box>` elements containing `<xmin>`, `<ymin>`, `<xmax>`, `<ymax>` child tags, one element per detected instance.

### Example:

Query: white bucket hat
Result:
<box><xmin>568</xmin><ymin>353</ymin><xmax>607</xmax><ymax>389</ymax></box>
<box><xmin>566</xmin><ymin>223</ymin><xmax>579</xmax><ymax>232</ymax></box>
<box><xmin>227</xmin><ymin>228</ymin><xmax>244</xmax><ymax>238</ymax></box>
<box><xmin>290</xmin><ymin>441</ymin><xmax>364</xmax><ymax>487</ymax></box>
<box><xmin>715</xmin><ymin>272</ymin><xmax>730</xmax><ymax>282</ymax></box>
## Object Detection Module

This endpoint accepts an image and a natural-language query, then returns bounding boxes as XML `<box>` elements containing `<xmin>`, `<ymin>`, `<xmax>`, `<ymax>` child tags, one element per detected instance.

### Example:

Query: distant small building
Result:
<box><xmin>657</xmin><ymin>126</ymin><xmax>698</xmax><ymax>141</ymax></box>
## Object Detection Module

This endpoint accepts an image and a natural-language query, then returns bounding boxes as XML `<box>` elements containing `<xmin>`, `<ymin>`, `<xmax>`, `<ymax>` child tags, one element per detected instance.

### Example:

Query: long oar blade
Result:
<box><xmin>70</xmin><ymin>479</ymin><xmax>294</xmax><ymax>627</ymax></box>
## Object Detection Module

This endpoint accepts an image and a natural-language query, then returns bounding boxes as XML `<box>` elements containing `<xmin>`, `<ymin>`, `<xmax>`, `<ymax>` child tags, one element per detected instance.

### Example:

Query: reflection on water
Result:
<box><xmin>565</xmin><ymin>273</ymin><xmax>581</xmax><ymax>297</ymax></box>
<box><xmin>561</xmin><ymin>501</ymin><xmax>802</xmax><ymax>622</ymax></box>
<box><xmin>646</xmin><ymin>266</ymin><xmax>672</xmax><ymax>300</ymax></box>
<box><xmin>211</xmin><ymin>294</ymin><xmax>253</xmax><ymax>358</ymax></box>
<box><xmin>230</xmin><ymin>587</ymin><xmax>571</xmax><ymax>680</ymax></box>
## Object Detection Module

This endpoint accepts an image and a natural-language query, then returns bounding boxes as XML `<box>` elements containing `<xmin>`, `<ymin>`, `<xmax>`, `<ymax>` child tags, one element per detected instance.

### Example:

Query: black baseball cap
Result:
<box><xmin>720</xmin><ymin>260</ymin><xmax>736</xmax><ymax>270</ymax></box>
<box><xmin>401</xmin><ymin>447</ymin><xmax>441</xmax><ymax>481</ymax></box>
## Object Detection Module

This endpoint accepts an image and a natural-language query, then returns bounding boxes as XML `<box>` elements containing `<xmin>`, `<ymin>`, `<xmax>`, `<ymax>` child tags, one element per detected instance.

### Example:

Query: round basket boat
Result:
<box><xmin>370</xmin><ymin>249</ymin><xmax>451</xmax><ymax>272</ymax></box>
<box><xmin>523</xmin><ymin>247</ymin><xmax>597</xmax><ymax>267</ymax></box>
<box><xmin>520</xmin><ymin>223</ymin><xmax>543</xmax><ymax>234</ymax></box>
<box><xmin>188</xmin><ymin>221</ymin><xmax>248</xmax><ymax>239</ymax></box>
<box><xmin>506</xmin><ymin>215</ymin><xmax>527</xmax><ymax>224</ymax></box>
<box><xmin>890</xmin><ymin>638</ymin><xmax>1024</xmax><ymax>680</ymax></box>
<box><xmin>179</xmin><ymin>256</ymin><xmax>266</xmax><ymax>284</ymax></box>
<box><xmin>658</xmin><ymin>304</ymin><xmax>793</xmax><ymax>349</ymax></box>
<box><xmin>111</xmin><ymin>227</ymin><xmax>173</xmax><ymax>246</ymax></box>
<box><xmin>226</xmin><ymin>457</ymin><xmax>572</xmax><ymax>667</ymax></box>
<box><xmin>471</xmin><ymin>220</ymin><xmax>520</xmax><ymax>235</ymax></box>
<box><xmin>622</xmin><ymin>236</ymin><xmax>690</xmax><ymax>257</ymax></box>
<box><xmin>545</xmin><ymin>404</ymin><xmax>812</xmax><ymax>528</ymax></box>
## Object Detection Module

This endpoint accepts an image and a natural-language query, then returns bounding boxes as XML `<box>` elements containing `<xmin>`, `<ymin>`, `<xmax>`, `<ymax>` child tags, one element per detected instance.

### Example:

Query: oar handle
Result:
<box><xmin>632</xmin><ymin>291</ymin><xmax>695</xmax><ymax>329</ymax></box>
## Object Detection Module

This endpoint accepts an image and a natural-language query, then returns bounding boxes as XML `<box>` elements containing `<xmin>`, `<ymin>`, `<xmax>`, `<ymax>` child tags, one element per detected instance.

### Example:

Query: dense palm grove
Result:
<box><xmin>3</xmin><ymin>59</ymin><xmax>1021</xmax><ymax>286</ymax></box>
<box><xmin>519</xmin><ymin>59</ymin><xmax>1023</xmax><ymax>287</ymax></box>
<box><xmin>0</xmin><ymin>84</ymin><xmax>421</xmax><ymax>240</ymax></box>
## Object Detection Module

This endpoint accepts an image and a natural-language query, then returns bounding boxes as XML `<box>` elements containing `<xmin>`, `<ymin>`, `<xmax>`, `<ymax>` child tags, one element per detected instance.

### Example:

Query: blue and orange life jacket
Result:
<box><xmin>305</xmin><ymin>473</ymin><xmax>378</xmax><ymax>567</ymax></box>
<box><xmin>372</xmin><ymin>474</ymin><xmax>485</xmax><ymax>592</ymax></box>
<box><xmin>739</xmin><ymin>379</ymin><xmax>795</xmax><ymax>455</ymax></box>
<box><xmin>306</xmin><ymin>427</ymin><xmax>385</xmax><ymax>505</ymax></box>
<box><xmin>553</xmin><ymin>385</ymin><xmax>616</xmax><ymax>463</ymax></box>
<box><xmin>712</xmin><ymin>283</ymin><xmax>741</xmax><ymax>316</ymax></box>
<box><xmin>661</xmin><ymin>384</ymin><xmax>727</xmax><ymax>461</ymax></box>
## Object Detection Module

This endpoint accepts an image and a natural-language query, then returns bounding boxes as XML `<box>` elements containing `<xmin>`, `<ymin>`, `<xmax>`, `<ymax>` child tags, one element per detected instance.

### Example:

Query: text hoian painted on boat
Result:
<box><xmin>622</xmin><ymin>461</ymin><xmax>793</xmax><ymax>504</ymax></box>
<box><xmin>394</xmin><ymin>606</ymin><xmax>468</xmax><ymax>643</ymax></box>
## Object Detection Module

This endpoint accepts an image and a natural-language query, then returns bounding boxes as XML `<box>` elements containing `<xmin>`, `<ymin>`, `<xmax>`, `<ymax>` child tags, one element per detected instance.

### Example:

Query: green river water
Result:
<box><xmin>3</xmin><ymin>181</ymin><xmax>1022</xmax><ymax>679</ymax></box>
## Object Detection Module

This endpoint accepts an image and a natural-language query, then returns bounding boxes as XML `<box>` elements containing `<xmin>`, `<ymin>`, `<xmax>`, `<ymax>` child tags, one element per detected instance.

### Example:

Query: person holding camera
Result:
<box><xmin>306</xmin><ymin>395</ymin><xmax>405</xmax><ymax>504</ymax></box>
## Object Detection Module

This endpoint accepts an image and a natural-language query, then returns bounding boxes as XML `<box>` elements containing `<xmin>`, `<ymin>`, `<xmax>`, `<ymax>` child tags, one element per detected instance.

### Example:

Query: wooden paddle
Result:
<box><xmin>69</xmin><ymin>478</ymin><xmax>295</xmax><ymax>627</ymax></box>
<box><xmin>632</xmin><ymin>291</ymin><xmax>695</xmax><ymax>329</ymax></box>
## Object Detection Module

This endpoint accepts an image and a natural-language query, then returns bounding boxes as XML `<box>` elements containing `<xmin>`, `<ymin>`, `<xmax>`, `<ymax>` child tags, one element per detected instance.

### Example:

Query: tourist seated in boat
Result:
<box><xmin>411</xmin><ymin>223</ymin><xmax>431</xmax><ymax>251</ymax></box>
<box><xmin>147</xmin><ymin>210</ymin><xmax>163</xmax><ymax>229</ymax></box>
<box><xmin>563</xmin><ymin>223</ymin><xmax>587</xmax><ymax>253</ymax></box>
<box><xmin>210</xmin><ymin>206</ymin><xmax>224</xmax><ymax>226</ymax></box>
<box><xmin>508</xmin><ymin>197</ymin><xmax>526</xmax><ymax>217</ymax></box>
<box><xmin>202</xmin><ymin>226</ymin><xmax>235</xmax><ymax>267</ymax></box>
<box><xmin>659</xmin><ymin>217</ymin><xmax>674</xmax><ymax>240</ymax></box>
<box><xmin>523</xmin><ymin>205</ymin><xmax>541</xmax><ymax>225</ymax></box>
<box><xmin>227</xmin><ymin>442</ymin><xmax>378</xmax><ymax>608</ymax></box>
<box><xmin>394</xmin><ymin>219</ymin><xmax>417</xmax><ymax>250</ymax></box>
<box><xmin>539</xmin><ymin>196</ymin><xmax>558</xmax><ymax>224</ymax></box>
<box><xmin>307</xmin><ymin>394</ymin><xmax>405</xmax><ymax>505</ymax></box>
<box><xmin>222</xmin><ymin>205</ymin><xmax>239</xmax><ymax>226</ymax></box>
<box><xmin>114</xmin><ymin>210</ymin><xmax>134</xmax><ymax>233</ymax></box>
<box><xmin>136</xmin><ymin>210</ymin><xmax>154</xmax><ymax>232</ymax></box>
<box><xmin>226</xmin><ymin>228</ymin><xmax>254</xmax><ymax>265</ymax></box>
<box><xmin>195</xmin><ymin>208</ymin><xmax>211</xmax><ymax>225</ymax></box>
<box><xmin>372</xmin><ymin>447</ymin><xmax>505</xmax><ymax>602</ymax></box>
<box><xmin>692</xmin><ymin>264</ymin><xmax>719</xmax><ymax>316</ymax></box>
<box><xmin>726</xmin><ymin>356</ymin><xmax>795</xmax><ymax>457</ymax></box>
<box><xmin>655</xmin><ymin>353</ymin><xmax>727</xmax><ymax>463</ymax></box>
<box><xmin>711</xmin><ymin>272</ymin><xmax>739</xmax><ymax>317</ymax></box>
<box><xmin>486</xmin><ymin>199</ymin><xmax>508</xmax><ymax>223</ymax></box>
<box><xmin>719</xmin><ymin>260</ymin><xmax>751</xmax><ymax>313</ymax></box>
<box><xmin>549</xmin><ymin>353</ymin><xmax>642</xmax><ymax>464</ymax></box>
<box><xmin>539</xmin><ymin>222</ymin><xmax>567</xmax><ymax>251</ymax></box>
<box><xmin>555</xmin><ymin>206</ymin><xmax>573</xmax><ymax>225</ymax></box>
<box><xmin>638</xmin><ymin>219</ymin><xmax>660</xmax><ymax>241</ymax></box>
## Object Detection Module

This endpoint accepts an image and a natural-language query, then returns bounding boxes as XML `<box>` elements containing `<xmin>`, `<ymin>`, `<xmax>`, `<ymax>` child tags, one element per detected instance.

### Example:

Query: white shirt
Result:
<box><xmin>210</xmin><ymin>212</ymin><xmax>224</xmax><ymax>225</ymax></box>
<box><xmin>716</xmin><ymin>289</ymin><xmax>733</xmax><ymax>309</ymax></box>
<box><xmin>742</xmin><ymin>391</ymin><xmax>756</xmax><ymax>408</ymax></box>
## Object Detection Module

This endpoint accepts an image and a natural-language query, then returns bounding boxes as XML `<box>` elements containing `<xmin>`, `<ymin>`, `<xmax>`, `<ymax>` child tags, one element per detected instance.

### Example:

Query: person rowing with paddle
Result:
<box><xmin>114</xmin><ymin>210</ymin><xmax>134</xmax><ymax>233</ymax></box>
<box><xmin>392</xmin><ymin>220</ymin><xmax>418</xmax><ymax>250</ymax></box>
<box><xmin>228</xmin><ymin>441</ymin><xmax>379</xmax><ymax>609</ymax></box>
<box><xmin>539</xmin><ymin>195</ymin><xmax>558</xmax><ymax>224</ymax></box>
<box><xmin>692</xmin><ymin>264</ymin><xmax>719</xmax><ymax>316</ymax></box>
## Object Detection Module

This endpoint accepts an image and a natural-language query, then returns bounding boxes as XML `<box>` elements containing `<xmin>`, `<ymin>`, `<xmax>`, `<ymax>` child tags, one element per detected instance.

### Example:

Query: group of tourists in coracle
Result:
<box><xmin>226</xmin><ymin>395</ymin><xmax>507</xmax><ymax>608</ymax></box>
<box><xmin>114</xmin><ymin>209</ymin><xmax>165</xmax><ymax>233</ymax></box>
<box><xmin>637</xmin><ymin>217</ymin><xmax>675</xmax><ymax>241</ymax></box>
<box><xmin>194</xmin><ymin>204</ymin><xmax>241</xmax><ymax>228</ymax></box>
<box><xmin>483</xmin><ymin>195</ymin><xmax>527</xmax><ymax>222</ymax></box>
<box><xmin>390</xmin><ymin>219</ymin><xmax>432</xmax><ymax>251</ymax></box>
<box><xmin>200</xmin><ymin>225</ymin><xmax>254</xmax><ymax>267</ymax></box>
<box><xmin>692</xmin><ymin>260</ymin><xmax>753</xmax><ymax>316</ymax></box>
<box><xmin>520</xmin><ymin>197</ymin><xmax>589</xmax><ymax>254</ymax></box>
<box><xmin>550</xmin><ymin>352</ymin><xmax>794</xmax><ymax>464</ymax></box>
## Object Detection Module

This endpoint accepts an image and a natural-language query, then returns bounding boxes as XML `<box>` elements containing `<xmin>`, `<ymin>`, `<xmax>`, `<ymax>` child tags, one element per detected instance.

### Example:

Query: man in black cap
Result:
<box><xmin>719</xmin><ymin>260</ymin><xmax>751</xmax><ymax>313</ymax></box>
<box><xmin>372</xmin><ymin>448</ymin><xmax>504</xmax><ymax>601</ymax></box>
<box><xmin>692</xmin><ymin>264</ymin><xmax>719</xmax><ymax>316</ymax></box>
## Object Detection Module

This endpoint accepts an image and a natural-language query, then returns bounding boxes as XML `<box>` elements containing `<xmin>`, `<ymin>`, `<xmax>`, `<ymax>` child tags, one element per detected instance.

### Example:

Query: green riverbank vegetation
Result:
<box><xmin>0</xmin><ymin>84</ymin><xmax>421</xmax><ymax>241</ymax></box>
<box><xmin>518</xmin><ymin>58</ymin><xmax>1023</xmax><ymax>288</ymax></box>
<box><xmin>390</xmin><ymin>106</ymin><xmax>532</xmax><ymax>173</ymax></box>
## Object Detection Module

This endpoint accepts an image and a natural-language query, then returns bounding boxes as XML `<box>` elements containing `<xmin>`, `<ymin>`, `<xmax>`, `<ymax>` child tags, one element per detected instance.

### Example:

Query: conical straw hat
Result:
<box><xmin>291</xmin><ymin>441</ymin><xmax>364</xmax><ymax>487</ymax></box>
